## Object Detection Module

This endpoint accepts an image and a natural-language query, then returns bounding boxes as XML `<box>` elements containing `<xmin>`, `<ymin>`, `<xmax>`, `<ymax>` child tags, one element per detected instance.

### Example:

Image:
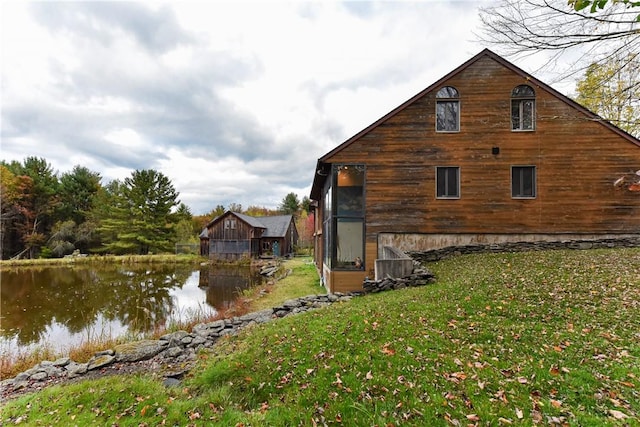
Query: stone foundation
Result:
<box><xmin>407</xmin><ymin>237</ymin><xmax>640</xmax><ymax>263</ymax></box>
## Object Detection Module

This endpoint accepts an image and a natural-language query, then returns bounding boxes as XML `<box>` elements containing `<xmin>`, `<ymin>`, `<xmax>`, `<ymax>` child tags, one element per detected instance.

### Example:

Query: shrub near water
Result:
<box><xmin>2</xmin><ymin>249</ymin><xmax>639</xmax><ymax>426</ymax></box>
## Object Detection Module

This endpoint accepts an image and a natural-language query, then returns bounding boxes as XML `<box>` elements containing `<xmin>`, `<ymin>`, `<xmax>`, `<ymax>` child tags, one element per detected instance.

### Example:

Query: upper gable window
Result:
<box><xmin>511</xmin><ymin>85</ymin><xmax>535</xmax><ymax>131</ymax></box>
<box><xmin>436</xmin><ymin>86</ymin><xmax>460</xmax><ymax>132</ymax></box>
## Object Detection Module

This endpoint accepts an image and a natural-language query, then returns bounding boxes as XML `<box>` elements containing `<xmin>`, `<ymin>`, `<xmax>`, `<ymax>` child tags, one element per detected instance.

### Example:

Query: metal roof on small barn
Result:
<box><xmin>204</xmin><ymin>211</ymin><xmax>292</xmax><ymax>238</ymax></box>
<box><xmin>257</xmin><ymin>215</ymin><xmax>294</xmax><ymax>238</ymax></box>
<box><xmin>234</xmin><ymin>212</ymin><xmax>268</xmax><ymax>229</ymax></box>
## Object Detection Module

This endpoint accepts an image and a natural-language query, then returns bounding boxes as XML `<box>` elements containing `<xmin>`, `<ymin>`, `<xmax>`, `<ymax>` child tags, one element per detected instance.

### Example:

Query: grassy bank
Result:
<box><xmin>0</xmin><ymin>253</ymin><xmax>206</xmax><ymax>269</ymax></box>
<box><xmin>244</xmin><ymin>257</ymin><xmax>325</xmax><ymax>311</ymax></box>
<box><xmin>2</xmin><ymin>249</ymin><xmax>639</xmax><ymax>425</ymax></box>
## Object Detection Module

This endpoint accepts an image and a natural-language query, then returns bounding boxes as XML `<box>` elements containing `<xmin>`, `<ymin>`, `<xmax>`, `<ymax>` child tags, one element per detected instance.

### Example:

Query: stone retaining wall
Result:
<box><xmin>407</xmin><ymin>237</ymin><xmax>640</xmax><ymax>263</ymax></box>
<box><xmin>364</xmin><ymin>267</ymin><xmax>435</xmax><ymax>293</ymax></box>
<box><xmin>0</xmin><ymin>293</ymin><xmax>356</xmax><ymax>394</ymax></box>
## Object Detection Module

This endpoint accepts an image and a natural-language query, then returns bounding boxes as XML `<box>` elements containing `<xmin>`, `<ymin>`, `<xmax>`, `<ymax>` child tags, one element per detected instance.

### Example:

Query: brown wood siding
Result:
<box><xmin>324</xmin><ymin>55</ymin><xmax>640</xmax><ymax>241</ymax></box>
<box><xmin>208</xmin><ymin>218</ymin><xmax>255</xmax><ymax>241</ymax></box>
<box><xmin>329</xmin><ymin>271</ymin><xmax>368</xmax><ymax>294</ymax></box>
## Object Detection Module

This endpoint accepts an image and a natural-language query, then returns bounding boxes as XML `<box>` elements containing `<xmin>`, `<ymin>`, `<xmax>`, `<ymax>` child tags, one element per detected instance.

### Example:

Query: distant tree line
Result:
<box><xmin>0</xmin><ymin>157</ymin><xmax>314</xmax><ymax>259</ymax></box>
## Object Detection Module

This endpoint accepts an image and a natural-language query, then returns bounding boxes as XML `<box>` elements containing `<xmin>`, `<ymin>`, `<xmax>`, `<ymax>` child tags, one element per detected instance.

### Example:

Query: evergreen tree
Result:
<box><xmin>59</xmin><ymin>166</ymin><xmax>102</xmax><ymax>224</ymax></box>
<box><xmin>279</xmin><ymin>192</ymin><xmax>300</xmax><ymax>216</ymax></box>
<box><xmin>97</xmin><ymin>170</ymin><xmax>180</xmax><ymax>254</ymax></box>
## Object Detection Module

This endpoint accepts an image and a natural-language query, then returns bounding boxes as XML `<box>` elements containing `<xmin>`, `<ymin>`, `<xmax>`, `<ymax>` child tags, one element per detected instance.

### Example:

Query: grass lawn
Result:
<box><xmin>2</xmin><ymin>249</ymin><xmax>639</xmax><ymax>426</ymax></box>
<box><xmin>246</xmin><ymin>257</ymin><xmax>326</xmax><ymax>311</ymax></box>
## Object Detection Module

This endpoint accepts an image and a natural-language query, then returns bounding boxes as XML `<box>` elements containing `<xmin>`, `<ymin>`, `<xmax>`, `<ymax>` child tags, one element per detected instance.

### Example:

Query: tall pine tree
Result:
<box><xmin>97</xmin><ymin>170</ymin><xmax>180</xmax><ymax>254</ymax></box>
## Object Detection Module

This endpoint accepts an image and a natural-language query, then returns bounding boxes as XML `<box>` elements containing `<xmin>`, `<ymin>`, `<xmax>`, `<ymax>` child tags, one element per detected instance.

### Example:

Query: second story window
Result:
<box><xmin>436</xmin><ymin>86</ymin><xmax>460</xmax><ymax>132</ymax></box>
<box><xmin>511</xmin><ymin>85</ymin><xmax>535</xmax><ymax>131</ymax></box>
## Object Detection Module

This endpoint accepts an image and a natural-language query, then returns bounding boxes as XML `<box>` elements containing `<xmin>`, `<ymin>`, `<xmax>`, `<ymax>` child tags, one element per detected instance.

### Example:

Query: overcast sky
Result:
<box><xmin>1</xmin><ymin>1</ymin><xmax>569</xmax><ymax>215</ymax></box>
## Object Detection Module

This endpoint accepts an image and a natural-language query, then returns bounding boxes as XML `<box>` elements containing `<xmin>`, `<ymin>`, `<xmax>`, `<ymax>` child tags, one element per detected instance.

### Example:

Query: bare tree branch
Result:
<box><xmin>478</xmin><ymin>0</ymin><xmax>639</xmax><ymax>76</ymax></box>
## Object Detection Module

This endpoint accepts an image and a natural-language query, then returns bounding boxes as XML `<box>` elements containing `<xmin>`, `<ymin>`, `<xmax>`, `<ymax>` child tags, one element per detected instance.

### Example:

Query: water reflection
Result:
<box><xmin>0</xmin><ymin>264</ymin><xmax>262</xmax><ymax>355</ymax></box>
<box><xmin>199</xmin><ymin>266</ymin><xmax>265</xmax><ymax>310</ymax></box>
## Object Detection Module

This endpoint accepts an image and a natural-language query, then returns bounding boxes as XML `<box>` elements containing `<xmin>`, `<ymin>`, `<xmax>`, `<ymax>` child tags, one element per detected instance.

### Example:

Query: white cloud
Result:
<box><xmin>1</xmin><ymin>1</ymin><xmax>570</xmax><ymax>215</ymax></box>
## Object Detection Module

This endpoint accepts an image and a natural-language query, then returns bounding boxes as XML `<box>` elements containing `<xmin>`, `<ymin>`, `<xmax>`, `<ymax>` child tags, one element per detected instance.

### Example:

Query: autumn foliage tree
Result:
<box><xmin>575</xmin><ymin>54</ymin><xmax>640</xmax><ymax>137</ymax></box>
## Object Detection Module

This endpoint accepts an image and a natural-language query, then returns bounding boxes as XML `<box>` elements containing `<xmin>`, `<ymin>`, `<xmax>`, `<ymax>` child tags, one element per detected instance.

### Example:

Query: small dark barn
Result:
<box><xmin>201</xmin><ymin>211</ymin><xmax>298</xmax><ymax>260</ymax></box>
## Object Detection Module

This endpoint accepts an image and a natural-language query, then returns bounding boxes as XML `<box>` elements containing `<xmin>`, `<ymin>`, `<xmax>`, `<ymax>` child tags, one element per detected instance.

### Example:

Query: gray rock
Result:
<box><xmin>163</xmin><ymin>377</ymin><xmax>181</xmax><ymax>387</ymax></box>
<box><xmin>193</xmin><ymin>320</ymin><xmax>225</xmax><ymax>337</ymax></box>
<box><xmin>160</xmin><ymin>330</ymin><xmax>190</xmax><ymax>347</ymax></box>
<box><xmin>239</xmin><ymin>308</ymin><xmax>273</xmax><ymax>324</ymax></box>
<box><xmin>53</xmin><ymin>357</ymin><xmax>71</xmax><ymax>367</ymax></box>
<box><xmin>37</xmin><ymin>364</ymin><xmax>63</xmax><ymax>377</ymax></box>
<box><xmin>66</xmin><ymin>362</ymin><xmax>88</xmax><ymax>378</ymax></box>
<box><xmin>87</xmin><ymin>354</ymin><xmax>116</xmax><ymax>371</ymax></box>
<box><xmin>12</xmin><ymin>380</ymin><xmax>29</xmax><ymax>390</ymax></box>
<box><xmin>115</xmin><ymin>339</ymin><xmax>167</xmax><ymax>363</ymax></box>
<box><xmin>161</xmin><ymin>346</ymin><xmax>184</xmax><ymax>359</ymax></box>
<box><xmin>283</xmin><ymin>299</ymin><xmax>302</xmax><ymax>308</ymax></box>
<box><xmin>187</xmin><ymin>336</ymin><xmax>207</xmax><ymax>348</ymax></box>
<box><xmin>13</xmin><ymin>372</ymin><xmax>31</xmax><ymax>382</ymax></box>
<box><xmin>30</xmin><ymin>371</ymin><xmax>48</xmax><ymax>381</ymax></box>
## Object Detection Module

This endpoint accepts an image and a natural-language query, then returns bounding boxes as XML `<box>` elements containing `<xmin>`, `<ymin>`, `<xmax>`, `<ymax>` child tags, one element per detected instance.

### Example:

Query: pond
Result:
<box><xmin>0</xmin><ymin>264</ymin><xmax>264</xmax><ymax>357</ymax></box>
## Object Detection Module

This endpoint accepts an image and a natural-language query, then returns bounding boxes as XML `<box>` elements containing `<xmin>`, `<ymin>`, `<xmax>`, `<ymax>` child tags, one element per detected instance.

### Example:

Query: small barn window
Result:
<box><xmin>436</xmin><ymin>86</ymin><xmax>460</xmax><ymax>132</ymax></box>
<box><xmin>512</xmin><ymin>166</ymin><xmax>536</xmax><ymax>198</ymax></box>
<box><xmin>436</xmin><ymin>166</ymin><xmax>460</xmax><ymax>198</ymax></box>
<box><xmin>511</xmin><ymin>85</ymin><xmax>535</xmax><ymax>131</ymax></box>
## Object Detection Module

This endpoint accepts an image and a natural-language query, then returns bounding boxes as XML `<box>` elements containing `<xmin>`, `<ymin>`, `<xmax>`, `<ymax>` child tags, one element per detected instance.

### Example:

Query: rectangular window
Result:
<box><xmin>436</xmin><ymin>101</ymin><xmax>459</xmax><ymax>132</ymax></box>
<box><xmin>511</xmin><ymin>99</ymin><xmax>535</xmax><ymax>131</ymax></box>
<box><xmin>322</xmin><ymin>180</ymin><xmax>332</xmax><ymax>267</ymax></box>
<box><xmin>436</xmin><ymin>167</ymin><xmax>460</xmax><ymax>198</ymax></box>
<box><xmin>512</xmin><ymin>166</ymin><xmax>536</xmax><ymax>198</ymax></box>
<box><xmin>333</xmin><ymin>165</ymin><xmax>365</xmax><ymax>270</ymax></box>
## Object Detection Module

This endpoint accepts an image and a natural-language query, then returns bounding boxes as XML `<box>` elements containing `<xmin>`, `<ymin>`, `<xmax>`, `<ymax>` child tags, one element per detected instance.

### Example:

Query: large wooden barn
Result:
<box><xmin>310</xmin><ymin>49</ymin><xmax>640</xmax><ymax>293</ymax></box>
<box><xmin>201</xmin><ymin>211</ymin><xmax>298</xmax><ymax>260</ymax></box>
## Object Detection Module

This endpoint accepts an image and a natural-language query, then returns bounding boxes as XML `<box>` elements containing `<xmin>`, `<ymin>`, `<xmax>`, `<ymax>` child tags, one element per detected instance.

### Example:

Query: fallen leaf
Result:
<box><xmin>366</xmin><ymin>370</ymin><xmax>373</xmax><ymax>380</ymax></box>
<box><xmin>381</xmin><ymin>344</ymin><xmax>396</xmax><ymax>356</ymax></box>
<box><xmin>515</xmin><ymin>408</ymin><xmax>523</xmax><ymax>419</ymax></box>
<box><xmin>609</xmin><ymin>409</ymin><xmax>629</xmax><ymax>419</ymax></box>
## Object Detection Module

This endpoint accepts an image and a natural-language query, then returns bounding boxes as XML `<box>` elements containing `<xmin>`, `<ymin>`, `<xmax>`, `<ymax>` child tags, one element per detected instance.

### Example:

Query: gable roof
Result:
<box><xmin>205</xmin><ymin>211</ymin><xmax>293</xmax><ymax>238</ymax></box>
<box><xmin>322</xmin><ymin>48</ymin><xmax>640</xmax><ymax>162</ymax></box>
<box><xmin>310</xmin><ymin>48</ymin><xmax>640</xmax><ymax>199</ymax></box>
<box><xmin>257</xmin><ymin>215</ymin><xmax>295</xmax><ymax>238</ymax></box>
